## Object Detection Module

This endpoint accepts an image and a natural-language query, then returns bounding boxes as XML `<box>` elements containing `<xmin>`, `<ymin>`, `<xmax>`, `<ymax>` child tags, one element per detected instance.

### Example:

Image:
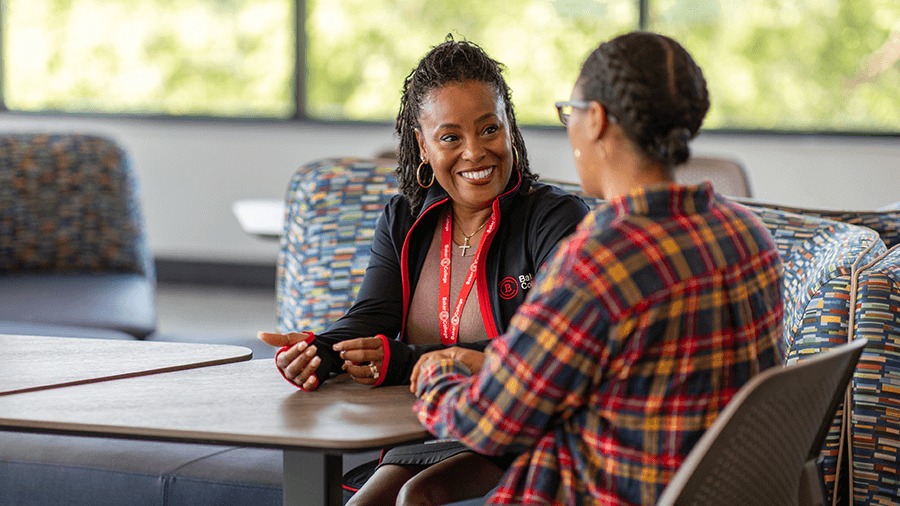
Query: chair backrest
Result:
<box><xmin>673</xmin><ymin>155</ymin><xmax>753</xmax><ymax>198</ymax></box>
<box><xmin>0</xmin><ymin>133</ymin><xmax>152</xmax><ymax>277</ymax></box>
<box><xmin>737</xmin><ymin>204</ymin><xmax>884</xmax><ymax>360</ymax></box>
<box><xmin>734</xmin><ymin>198</ymin><xmax>900</xmax><ymax>249</ymax></box>
<box><xmin>542</xmin><ymin>154</ymin><xmax>752</xmax><ymax>208</ymax></box>
<box><xmin>277</xmin><ymin>158</ymin><xmax>398</xmax><ymax>334</ymax></box>
<box><xmin>847</xmin><ymin>244</ymin><xmax>900</xmax><ymax>506</ymax></box>
<box><xmin>656</xmin><ymin>338</ymin><xmax>867</xmax><ymax>506</ymax></box>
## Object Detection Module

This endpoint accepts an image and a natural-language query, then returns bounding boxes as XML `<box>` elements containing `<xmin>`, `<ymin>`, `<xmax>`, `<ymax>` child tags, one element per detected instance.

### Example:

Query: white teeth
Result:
<box><xmin>461</xmin><ymin>167</ymin><xmax>494</xmax><ymax>180</ymax></box>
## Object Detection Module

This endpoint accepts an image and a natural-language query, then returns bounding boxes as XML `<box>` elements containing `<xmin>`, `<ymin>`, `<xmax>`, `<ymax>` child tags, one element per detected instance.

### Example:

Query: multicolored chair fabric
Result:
<box><xmin>277</xmin><ymin>158</ymin><xmax>398</xmax><ymax>334</ymax></box>
<box><xmin>0</xmin><ymin>133</ymin><xmax>156</xmax><ymax>338</ymax></box>
<box><xmin>0</xmin><ymin>134</ymin><xmax>151</xmax><ymax>275</ymax></box>
<box><xmin>738</xmin><ymin>203</ymin><xmax>886</xmax><ymax>503</ymax></box>
<box><xmin>734</xmin><ymin>198</ymin><xmax>900</xmax><ymax>249</ymax></box>
<box><xmin>848</xmin><ymin>244</ymin><xmax>900</xmax><ymax>506</ymax></box>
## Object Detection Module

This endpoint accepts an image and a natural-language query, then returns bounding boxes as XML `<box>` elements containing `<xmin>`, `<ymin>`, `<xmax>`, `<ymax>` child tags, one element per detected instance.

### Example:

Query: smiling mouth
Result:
<box><xmin>460</xmin><ymin>167</ymin><xmax>494</xmax><ymax>181</ymax></box>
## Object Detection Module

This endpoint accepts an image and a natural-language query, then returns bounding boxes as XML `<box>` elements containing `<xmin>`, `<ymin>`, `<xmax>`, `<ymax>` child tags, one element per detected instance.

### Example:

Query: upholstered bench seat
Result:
<box><xmin>164</xmin><ymin>447</ymin><xmax>284</xmax><ymax>506</ymax></box>
<box><xmin>0</xmin><ymin>273</ymin><xmax>156</xmax><ymax>339</ymax></box>
<box><xmin>0</xmin><ymin>430</ymin><xmax>380</xmax><ymax>506</ymax></box>
<box><xmin>0</xmin><ymin>433</ymin><xmax>234</xmax><ymax>506</ymax></box>
<box><xmin>0</xmin><ymin>321</ymin><xmax>135</xmax><ymax>341</ymax></box>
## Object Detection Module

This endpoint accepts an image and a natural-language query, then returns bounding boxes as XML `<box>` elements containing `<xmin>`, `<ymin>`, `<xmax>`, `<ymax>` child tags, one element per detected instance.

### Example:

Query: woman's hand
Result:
<box><xmin>333</xmin><ymin>337</ymin><xmax>385</xmax><ymax>385</ymax></box>
<box><xmin>258</xmin><ymin>331</ymin><xmax>321</xmax><ymax>390</ymax></box>
<box><xmin>410</xmin><ymin>347</ymin><xmax>486</xmax><ymax>393</ymax></box>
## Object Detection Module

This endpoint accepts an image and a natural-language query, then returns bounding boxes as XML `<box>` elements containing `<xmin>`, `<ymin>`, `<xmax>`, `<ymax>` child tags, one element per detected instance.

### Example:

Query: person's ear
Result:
<box><xmin>414</xmin><ymin>129</ymin><xmax>427</xmax><ymax>163</ymax></box>
<box><xmin>585</xmin><ymin>102</ymin><xmax>613</xmax><ymax>141</ymax></box>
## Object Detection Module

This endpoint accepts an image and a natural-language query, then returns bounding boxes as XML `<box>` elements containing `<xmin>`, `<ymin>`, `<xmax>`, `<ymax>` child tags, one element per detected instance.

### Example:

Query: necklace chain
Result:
<box><xmin>456</xmin><ymin>217</ymin><xmax>489</xmax><ymax>256</ymax></box>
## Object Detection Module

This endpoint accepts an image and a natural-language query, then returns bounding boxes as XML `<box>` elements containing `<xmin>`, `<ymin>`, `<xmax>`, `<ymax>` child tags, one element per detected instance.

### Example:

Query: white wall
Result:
<box><xmin>1</xmin><ymin>113</ymin><xmax>898</xmax><ymax>264</ymax></box>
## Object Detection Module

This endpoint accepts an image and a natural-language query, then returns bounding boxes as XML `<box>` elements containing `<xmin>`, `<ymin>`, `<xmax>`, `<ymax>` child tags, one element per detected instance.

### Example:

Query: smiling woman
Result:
<box><xmin>414</xmin><ymin>81</ymin><xmax>514</xmax><ymax>225</ymax></box>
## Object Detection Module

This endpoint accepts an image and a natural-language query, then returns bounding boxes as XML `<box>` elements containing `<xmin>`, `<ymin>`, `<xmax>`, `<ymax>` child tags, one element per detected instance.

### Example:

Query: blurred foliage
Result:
<box><xmin>305</xmin><ymin>0</ymin><xmax>636</xmax><ymax>123</ymax></box>
<box><xmin>2</xmin><ymin>0</ymin><xmax>899</xmax><ymax>132</ymax></box>
<box><xmin>2</xmin><ymin>0</ymin><xmax>294</xmax><ymax>117</ymax></box>
<box><xmin>652</xmin><ymin>0</ymin><xmax>900</xmax><ymax>132</ymax></box>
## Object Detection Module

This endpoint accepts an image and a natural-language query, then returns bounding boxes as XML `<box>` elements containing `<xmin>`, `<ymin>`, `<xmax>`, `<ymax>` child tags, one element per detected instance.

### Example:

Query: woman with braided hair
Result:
<box><xmin>412</xmin><ymin>32</ymin><xmax>784</xmax><ymax>505</ymax></box>
<box><xmin>259</xmin><ymin>37</ymin><xmax>588</xmax><ymax>505</ymax></box>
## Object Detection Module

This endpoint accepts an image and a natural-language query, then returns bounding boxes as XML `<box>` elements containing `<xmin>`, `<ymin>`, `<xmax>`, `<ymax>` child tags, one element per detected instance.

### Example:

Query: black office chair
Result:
<box><xmin>656</xmin><ymin>338</ymin><xmax>866</xmax><ymax>506</ymax></box>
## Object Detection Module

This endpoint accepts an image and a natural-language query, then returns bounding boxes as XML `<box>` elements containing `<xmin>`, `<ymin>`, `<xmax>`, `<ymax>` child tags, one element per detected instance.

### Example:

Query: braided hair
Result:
<box><xmin>395</xmin><ymin>36</ymin><xmax>535</xmax><ymax>215</ymax></box>
<box><xmin>576</xmin><ymin>32</ymin><xmax>710</xmax><ymax>168</ymax></box>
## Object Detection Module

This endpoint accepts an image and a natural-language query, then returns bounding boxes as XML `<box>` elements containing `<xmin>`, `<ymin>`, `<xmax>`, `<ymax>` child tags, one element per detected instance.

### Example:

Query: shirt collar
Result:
<box><xmin>605</xmin><ymin>181</ymin><xmax>716</xmax><ymax>219</ymax></box>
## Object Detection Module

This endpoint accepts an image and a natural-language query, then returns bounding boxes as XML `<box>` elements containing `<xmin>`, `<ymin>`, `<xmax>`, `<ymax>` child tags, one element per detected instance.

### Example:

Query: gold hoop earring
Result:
<box><xmin>512</xmin><ymin>146</ymin><xmax>519</xmax><ymax>170</ymax></box>
<box><xmin>416</xmin><ymin>161</ymin><xmax>434</xmax><ymax>188</ymax></box>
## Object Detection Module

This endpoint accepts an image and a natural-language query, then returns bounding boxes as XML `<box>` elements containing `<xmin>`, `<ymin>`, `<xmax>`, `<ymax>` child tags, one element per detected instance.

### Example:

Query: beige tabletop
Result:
<box><xmin>0</xmin><ymin>334</ymin><xmax>253</xmax><ymax>396</ymax></box>
<box><xmin>0</xmin><ymin>358</ymin><xmax>429</xmax><ymax>506</ymax></box>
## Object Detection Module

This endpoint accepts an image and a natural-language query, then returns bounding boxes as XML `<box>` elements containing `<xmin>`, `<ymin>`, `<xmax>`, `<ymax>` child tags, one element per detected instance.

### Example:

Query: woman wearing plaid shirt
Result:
<box><xmin>411</xmin><ymin>32</ymin><xmax>784</xmax><ymax>506</ymax></box>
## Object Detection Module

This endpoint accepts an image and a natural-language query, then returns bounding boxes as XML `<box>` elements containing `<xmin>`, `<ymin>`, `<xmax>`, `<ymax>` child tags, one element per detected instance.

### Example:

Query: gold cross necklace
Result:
<box><xmin>456</xmin><ymin>217</ymin><xmax>489</xmax><ymax>256</ymax></box>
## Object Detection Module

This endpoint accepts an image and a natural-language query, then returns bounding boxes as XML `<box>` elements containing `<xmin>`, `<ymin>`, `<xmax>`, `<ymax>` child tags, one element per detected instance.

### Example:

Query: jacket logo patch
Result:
<box><xmin>499</xmin><ymin>277</ymin><xmax>519</xmax><ymax>299</ymax></box>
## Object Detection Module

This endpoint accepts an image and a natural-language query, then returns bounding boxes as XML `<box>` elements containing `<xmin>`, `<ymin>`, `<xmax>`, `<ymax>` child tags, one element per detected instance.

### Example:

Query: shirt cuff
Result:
<box><xmin>414</xmin><ymin>358</ymin><xmax>472</xmax><ymax>397</ymax></box>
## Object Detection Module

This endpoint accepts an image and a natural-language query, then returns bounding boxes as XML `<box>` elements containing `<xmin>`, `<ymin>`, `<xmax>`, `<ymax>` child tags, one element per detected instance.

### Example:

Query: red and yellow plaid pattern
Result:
<box><xmin>415</xmin><ymin>182</ymin><xmax>783</xmax><ymax>505</ymax></box>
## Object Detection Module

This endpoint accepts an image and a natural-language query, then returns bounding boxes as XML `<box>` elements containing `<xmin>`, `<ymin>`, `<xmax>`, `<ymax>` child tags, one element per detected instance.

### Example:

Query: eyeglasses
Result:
<box><xmin>554</xmin><ymin>100</ymin><xmax>618</xmax><ymax>126</ymax></box>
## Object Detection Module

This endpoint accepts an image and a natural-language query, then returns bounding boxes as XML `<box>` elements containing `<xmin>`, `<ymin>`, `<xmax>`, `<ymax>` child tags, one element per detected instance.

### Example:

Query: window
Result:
<box><xmin>2</xmin><ymin>0</ymin><xmax>295</xmax><ymax>117</ymax></box>
<box><xmin>2</xmin><ymin>0</ymin><xmax>899</xmax><ymax>133</ymax></box>
<box><xmin>651</xmin><ymin>0</ymin><xmax>900</xmax><ymax>133</ymax></box>
<box><xmin>304</xmin><ymin>0</ymin><xmax>636</xmax><ymax>124</ymax></box>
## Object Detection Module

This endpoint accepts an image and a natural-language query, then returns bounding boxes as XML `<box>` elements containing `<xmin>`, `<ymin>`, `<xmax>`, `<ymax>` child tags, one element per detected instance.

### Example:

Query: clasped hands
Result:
<box><xmin>258</xmin><ymin>332</ymin><xmax>485</xmax><ymax>391</ymax></box>
<box><xmin>258</xmin><ymin>332</ymin><xmax>384</xmax><ymax>390</ymax></box>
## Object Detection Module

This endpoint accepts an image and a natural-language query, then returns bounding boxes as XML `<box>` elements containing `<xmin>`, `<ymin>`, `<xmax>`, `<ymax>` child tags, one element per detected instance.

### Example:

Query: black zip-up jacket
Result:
<box><xmin>302</xmin><ymin>170</ymin><xmax>589</xmax><ymax>387</ymax></box>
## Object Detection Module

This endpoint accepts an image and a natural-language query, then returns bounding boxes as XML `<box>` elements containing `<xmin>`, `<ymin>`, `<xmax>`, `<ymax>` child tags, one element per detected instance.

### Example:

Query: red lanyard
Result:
<box><xmin>438</xmin><ymin>209</ymin><xmax>495</xmax><ymax>345</ymax></box>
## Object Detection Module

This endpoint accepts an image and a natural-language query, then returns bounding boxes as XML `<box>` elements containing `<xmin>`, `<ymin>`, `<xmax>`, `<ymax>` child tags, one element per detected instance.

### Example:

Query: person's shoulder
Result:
<box><xmin>523</xmin><ymin>179</ymin><xmax>591</xmax><ymax>214</ymax></box>
<box><xmin>714</xmin><ymin>197</ymin><xmax>779</xmax><ymax>250</ymax></box>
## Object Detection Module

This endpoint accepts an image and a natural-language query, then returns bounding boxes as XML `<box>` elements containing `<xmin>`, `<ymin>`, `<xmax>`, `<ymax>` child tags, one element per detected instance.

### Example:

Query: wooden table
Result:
<box><xmin>0</xmin><ymin>334</ymin><xmax>253</xmax><ymax>395</ymax></box>
<box><xmin>0</xmin><ymin>359</ymin><xmax>429</xmax><ymax>506</ymax></box>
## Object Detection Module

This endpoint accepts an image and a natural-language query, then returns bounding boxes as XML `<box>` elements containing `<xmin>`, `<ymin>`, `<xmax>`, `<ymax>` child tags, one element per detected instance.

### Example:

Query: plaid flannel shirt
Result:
<box><xmin>414</xmin><ymin>182</ymin><xmax>783</xmax><ymax>505</ymax></box>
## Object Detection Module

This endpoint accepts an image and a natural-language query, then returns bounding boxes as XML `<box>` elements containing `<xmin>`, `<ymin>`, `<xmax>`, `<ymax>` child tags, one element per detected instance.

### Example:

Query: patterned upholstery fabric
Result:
<box><xmin>0</xmin><ymin>134</ymin><xmax>151</xmax><ymax>276</ymax></box>
<box><xmin>277</xmin><ymin>158</ymin><xmax>398</xmax><ymax>334</ymax></box>
<box><xmin>739</xmin><ymin>203</ymin><xmax>886</xmax><ymax>503</ymax></box>
<box><xmin>734</xmin><ymin>198</ymin><xmax>900</xmax><ymax>249</ymax></box>
<box><xmin>850</xmin><ymin>244</ymin><xmax>900</xmax><ymax>506</ymax></box>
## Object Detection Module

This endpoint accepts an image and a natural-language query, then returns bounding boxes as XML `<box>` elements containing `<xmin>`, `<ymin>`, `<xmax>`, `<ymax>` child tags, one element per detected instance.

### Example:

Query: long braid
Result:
<box><xmin>576</xmin><ymin>32</ymin><xmax>710</xmax><ymax>168</ymax></box>
<box><xmin>395</xmin><ymin>36</ymin><xmax>535</xmax><ymax>215</ymax></box>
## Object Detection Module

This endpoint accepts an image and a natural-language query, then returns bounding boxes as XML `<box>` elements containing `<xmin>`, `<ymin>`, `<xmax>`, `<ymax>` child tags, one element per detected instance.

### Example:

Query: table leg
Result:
<box><xmin>283</xmin><ymin>450</ymin><xmax>343</xmax><ymax>506</ymax></box>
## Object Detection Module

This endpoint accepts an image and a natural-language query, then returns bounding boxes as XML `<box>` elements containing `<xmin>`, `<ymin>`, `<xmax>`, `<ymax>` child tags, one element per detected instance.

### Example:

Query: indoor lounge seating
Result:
<box><xmin>0</xmin><ymin>133</ymin><xmax>156</xmax><ymax>339</ymax></box>
<box><xmin>2</xmin><ymin>154</ymin><xmax>898</xmax><ymax>505</ymax></box>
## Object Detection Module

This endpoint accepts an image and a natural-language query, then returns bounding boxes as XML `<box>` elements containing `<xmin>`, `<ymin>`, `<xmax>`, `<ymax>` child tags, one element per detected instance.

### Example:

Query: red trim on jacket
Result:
<box><xmin>399</xmin><ymin>198</ymin><xmax>449</xmax><ymax>342</ymax></box>
<box><xmin>373</xmin><ymin>334</ymin><xmax>390</xmax><ymax>386</ymax></box>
